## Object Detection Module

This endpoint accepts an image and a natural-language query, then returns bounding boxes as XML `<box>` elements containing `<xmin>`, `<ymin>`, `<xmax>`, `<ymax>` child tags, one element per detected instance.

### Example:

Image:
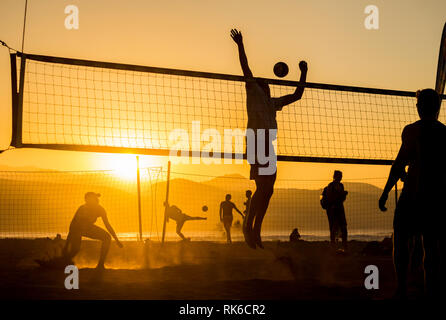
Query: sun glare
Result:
<box><xmin>108</xmin><ymin>154</ymin><xmax>138</xmax><ymax>180</ymax></box>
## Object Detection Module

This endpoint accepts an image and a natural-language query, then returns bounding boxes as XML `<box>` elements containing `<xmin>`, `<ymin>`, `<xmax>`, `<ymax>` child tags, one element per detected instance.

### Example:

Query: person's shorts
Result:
<box><xmin>327</xmin><ymin>207</ymin><xmax>347</xmax><ymax>228</ymax></box>
<box><xmin>394</xmin><ymin>192</ymin><xmax>416</xmax><ymax>233</ymax></box>
<box><xmin>393</xmin><ymin>191</ymin><xmax>443</xmax><ymax>235</ymax></box>
<box><xmin>222</xmin><ymin>216</ymin><xmax>233</xmax><ymax>228</ymax></box>
<box><xmin>334</xmin><ymin>213</ymin><xmax>347</xmax><ymax>228</ymax></box>
<box><xmin>69</xmin><ymin>222</ymin><xmax>109</xmax><ymax>241</ymax></box>
<box><xmin>181</xmin><ymin>214</ymin><xmax>192</xmax><ymax>221</ymax></box>
<box><xmin>246</xmin><ymin>131</ymin><xmax>277</xmax><ymax>180</ymax></box>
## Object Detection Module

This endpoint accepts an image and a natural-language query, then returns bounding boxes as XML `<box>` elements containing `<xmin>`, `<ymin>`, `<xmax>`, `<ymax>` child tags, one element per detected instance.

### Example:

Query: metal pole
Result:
<box><xmin>16</xmin><ymin>55</ymin><xmax>26</xmax><ymax>147</ymax></box>
<box><xmin>394</xmin><ymin>181</ymin><xmax>398</xmax><ymax>204</ymax></box>
<box><xmin>136</xmin><ymin>156</ymin><xmax>143</xmax><ymax>241</ymax></box>
<box><xmin>10</xmin><ymin>54</ymin><xmax>18</xmax><ymax>147</ymax></box>
<box><xmin>161</xmin><ymin>161</ymin><xmax>171</xmax><ymax>245</ymax></box>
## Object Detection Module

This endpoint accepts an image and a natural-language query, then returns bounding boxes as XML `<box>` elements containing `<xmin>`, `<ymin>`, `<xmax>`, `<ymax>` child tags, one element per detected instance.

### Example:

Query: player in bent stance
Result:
<box><xmin>63</xmin><ymin>192</ymin><xmax>123</xmax><ymax>269</ymax></box>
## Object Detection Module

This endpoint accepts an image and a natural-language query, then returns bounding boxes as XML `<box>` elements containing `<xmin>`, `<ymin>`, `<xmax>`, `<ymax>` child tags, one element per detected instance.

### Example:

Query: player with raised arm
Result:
<box><xmin>230</xmin><ymin>28</ymin><xmax>308</xmax><ymax>248</ymax></box>
<box><xmin>62</xmin><ymin>192</ymin><xmax>123</xmax><ymax>270</ymax></box>
<box><xmin>220</xmin><ymin>194</ymin><xmax>244</xmax><ymax>244</ymax></box>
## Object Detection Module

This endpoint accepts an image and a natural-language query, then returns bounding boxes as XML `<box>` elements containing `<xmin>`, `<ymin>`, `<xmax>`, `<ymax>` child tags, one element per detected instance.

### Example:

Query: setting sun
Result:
<box><xmin>107</xmin><ymin>154</ymin><xmax>138</xmax><ymax>180</ymax></box>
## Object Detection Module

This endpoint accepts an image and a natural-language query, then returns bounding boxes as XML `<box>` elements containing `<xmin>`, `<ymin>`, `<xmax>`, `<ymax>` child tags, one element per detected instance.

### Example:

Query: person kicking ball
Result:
<box><xmin>164</xmin><ymin>201</ymin><xmax>207</xmax><ymax>241</ymax></box>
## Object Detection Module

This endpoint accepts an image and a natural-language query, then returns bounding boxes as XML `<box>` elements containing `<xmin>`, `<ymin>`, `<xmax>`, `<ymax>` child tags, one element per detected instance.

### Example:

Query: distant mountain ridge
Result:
<box><xmin>0</xmin><ymin>170</ymin><xmax>395</xmax><ymax>237</ymax></box>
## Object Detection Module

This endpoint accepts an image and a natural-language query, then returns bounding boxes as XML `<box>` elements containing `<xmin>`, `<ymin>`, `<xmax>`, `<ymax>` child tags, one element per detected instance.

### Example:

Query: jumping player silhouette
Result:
<box><xmin>231</xmin><ymin>28</ymin><xmax>308</xmax><ymax>248</ymax></box>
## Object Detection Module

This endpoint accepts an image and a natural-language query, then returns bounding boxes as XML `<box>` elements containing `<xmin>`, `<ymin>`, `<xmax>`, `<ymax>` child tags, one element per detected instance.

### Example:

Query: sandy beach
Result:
<box><xmin>0</xmin><ymin>238</ymin><xmax>416</xmax><ymax>300</ymax></box>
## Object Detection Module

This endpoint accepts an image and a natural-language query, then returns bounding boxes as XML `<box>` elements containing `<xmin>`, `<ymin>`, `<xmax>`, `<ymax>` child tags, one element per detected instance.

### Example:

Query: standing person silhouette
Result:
<box><xmin>242</xmin><ymin>190</ymin><xmax>252</xmax><ymax>237</ymax></box>
<box><xmin>163</xmin><ymin>202</ymin><xmax>207</xmax><ymax>241</ymax></box>
<box><xmin>220</xmin><ymin>194</ymin><xmax>244</xmax><ymax>244</ymax></box>
<box><xmin>243</xmin><ymin>190</ymin><xmax>252</xmax><ymax>218</ymax></box>
<box><xmin>323</xmin><ymin>170</ymin><xmax>348</xmax><ymax>250</ymax></box>
<box><xmin>379</xmin><ymin>89</ymin><xmax>446</xmax><ymax>299</ymax></box>
<box><xmin>63</xmin><ymin>192</ymin><xmax>123</xmax><ymax>269</ymax></box>
<box><xmin>230</xmin><ymin>28</ymin><xmax>308</xmax><ymax>248</ymax></box>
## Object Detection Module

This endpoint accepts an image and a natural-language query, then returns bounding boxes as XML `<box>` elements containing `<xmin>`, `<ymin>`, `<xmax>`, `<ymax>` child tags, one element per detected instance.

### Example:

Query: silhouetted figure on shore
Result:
<box><xmin>243</xmin><ymin>190</ymin><xmax>252</xmax><ymax>217</ymax></box>
<box><xmin>220</xmin><ymin>194</ymin><xmax>244</xmax><ymax>244</ymax></box>
<box><xmin>379</xmin><ymin>89</ymin><xmax>446</xmax><ymax>299</ymax></box>
<box><xmin>242</xmin><ymin>190</ymin><xmax>252</xmax><ymax>233</ymax></box>
<box><xmin>231</xmin><ymin>28</ymin><xmax>308</xmax><ymax>249</ymax></box>
<box><xmin>290</xmin><ymin>228</ymin><xmax>301</xmax><ymax>242</ymax></box>
<box><xmin>63</xmin><ymin>192</ymin><xmax>123</xmax><ymax>269</ymax></box>
<box><xmin>164</xmin><ymin>202</ymin><xmax>207</xmax><ymax>241</ymax></box>
<box><xmin>322</xmin><ymin>170</ymin><xmax>348</xmax><ymax>250</ymax></box>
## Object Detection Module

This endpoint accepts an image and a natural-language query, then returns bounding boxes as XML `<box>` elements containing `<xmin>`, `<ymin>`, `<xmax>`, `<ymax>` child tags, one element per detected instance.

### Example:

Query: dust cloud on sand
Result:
<box><xmin>0</xmin><ymin>239</ymin><xmax>396</xmax><ymax>299</ymax></box>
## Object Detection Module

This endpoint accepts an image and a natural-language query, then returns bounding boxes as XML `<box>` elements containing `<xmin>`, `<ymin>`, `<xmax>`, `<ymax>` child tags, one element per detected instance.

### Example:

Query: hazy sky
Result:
<box><xmin>0</xmin><ymin>0</ymin><xmax>444</xmax><ymax>182</ymax></box>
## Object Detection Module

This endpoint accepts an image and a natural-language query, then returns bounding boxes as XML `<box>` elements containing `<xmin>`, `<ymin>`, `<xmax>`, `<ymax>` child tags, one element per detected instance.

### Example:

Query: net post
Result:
<box><xmin>15</xmin><ymin>54</ymin><xmax>26</xmax><ymax>147</ymax></box>
<box><xmin>9</xmin><ymin>53</ymin><xmax>18</xmax><ymax>147</ymax></box>
<box><xmin>161</xmin><ymin>161</ymin><xmax>171</xmax><ymax>245</ymax></box>
<box><xmin>136</xmin><ymin>156</ymin><xmax>143</xmax><ymax>242</ymax></box>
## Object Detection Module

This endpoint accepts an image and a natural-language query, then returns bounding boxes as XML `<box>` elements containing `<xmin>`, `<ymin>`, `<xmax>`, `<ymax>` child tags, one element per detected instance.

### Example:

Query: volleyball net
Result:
<box><xmin>0</xmin><ymin>167</ymin><xmax>397</xmax><ymax>241</ymax></box>
<box><xmin>9</xmin><ymin>52</ymin><xmax>446</xmax><ymax>164</ymax></box>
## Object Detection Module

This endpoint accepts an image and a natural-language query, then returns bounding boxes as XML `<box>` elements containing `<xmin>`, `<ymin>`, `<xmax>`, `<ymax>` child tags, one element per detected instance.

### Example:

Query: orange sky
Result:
<box><xmin>0</xmin><ymin>0</ymin><xmax>445</xmax><ymax>183</ymax></box>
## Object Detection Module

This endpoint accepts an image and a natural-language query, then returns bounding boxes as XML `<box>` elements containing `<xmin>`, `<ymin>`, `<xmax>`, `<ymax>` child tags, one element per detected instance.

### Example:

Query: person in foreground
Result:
<box><xmin>164</xmin><ymin>202</ymin><xmax>207</xmax><ymax>241</ymax></box>
<box><xmin>220</xmin><ymin>194</ymin><xmax>244</xmax><ymax>243</ymax></box>
<box><xmin>230</xmin><ymin>28</ymin><xmax>308</xmax><ymax>249</ymax></box>
<box><xmin>379</xmin><ymin>89</ymin><xmax>446</xmax><ymax>299</ymax></box>
<box><xmin>63</xmin><ymin>192</ymin><xmax>123</xmax><ymax>269</ymax></box>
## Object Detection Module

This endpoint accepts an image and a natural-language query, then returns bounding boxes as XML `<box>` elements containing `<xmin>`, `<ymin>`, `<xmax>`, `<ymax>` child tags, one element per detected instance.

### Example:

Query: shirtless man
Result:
<box><xmin>220</xmin><ymin>194</ymin><xmax>244</xmax><ymax>243</ymax></box>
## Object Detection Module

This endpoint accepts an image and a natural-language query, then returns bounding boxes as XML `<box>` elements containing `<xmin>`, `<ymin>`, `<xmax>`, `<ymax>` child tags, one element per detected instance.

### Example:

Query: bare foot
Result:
<box><xmin>95</xmin><ymin>264</ymin><xmax>105</xmax><ymax>270</ymax></box>
<box><xmin>252</xmin><ymin>229</ymin><xmax>264</xmax><ymax>249</ymax></box>
<box><xmin>243</xmin><ymin>225</ymin><xmax>256</xmax><ymax>249</ymax></box>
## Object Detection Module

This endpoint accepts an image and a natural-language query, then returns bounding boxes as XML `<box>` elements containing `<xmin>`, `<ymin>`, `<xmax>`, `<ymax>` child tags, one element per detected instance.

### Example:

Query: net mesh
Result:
<box><xmin>18</xmin><ymin>55</ymin><xmax>444</xmax><ymax>162</ymax></box>
<box><xmin>0</xmin><ymin>167</ymin><xmax>397</xmax><ymax>242</ymax></box>
<box><xmin>0</xmin><ymin>167</ymin><xmax>163</xmax><ymax>240</ymax></box>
